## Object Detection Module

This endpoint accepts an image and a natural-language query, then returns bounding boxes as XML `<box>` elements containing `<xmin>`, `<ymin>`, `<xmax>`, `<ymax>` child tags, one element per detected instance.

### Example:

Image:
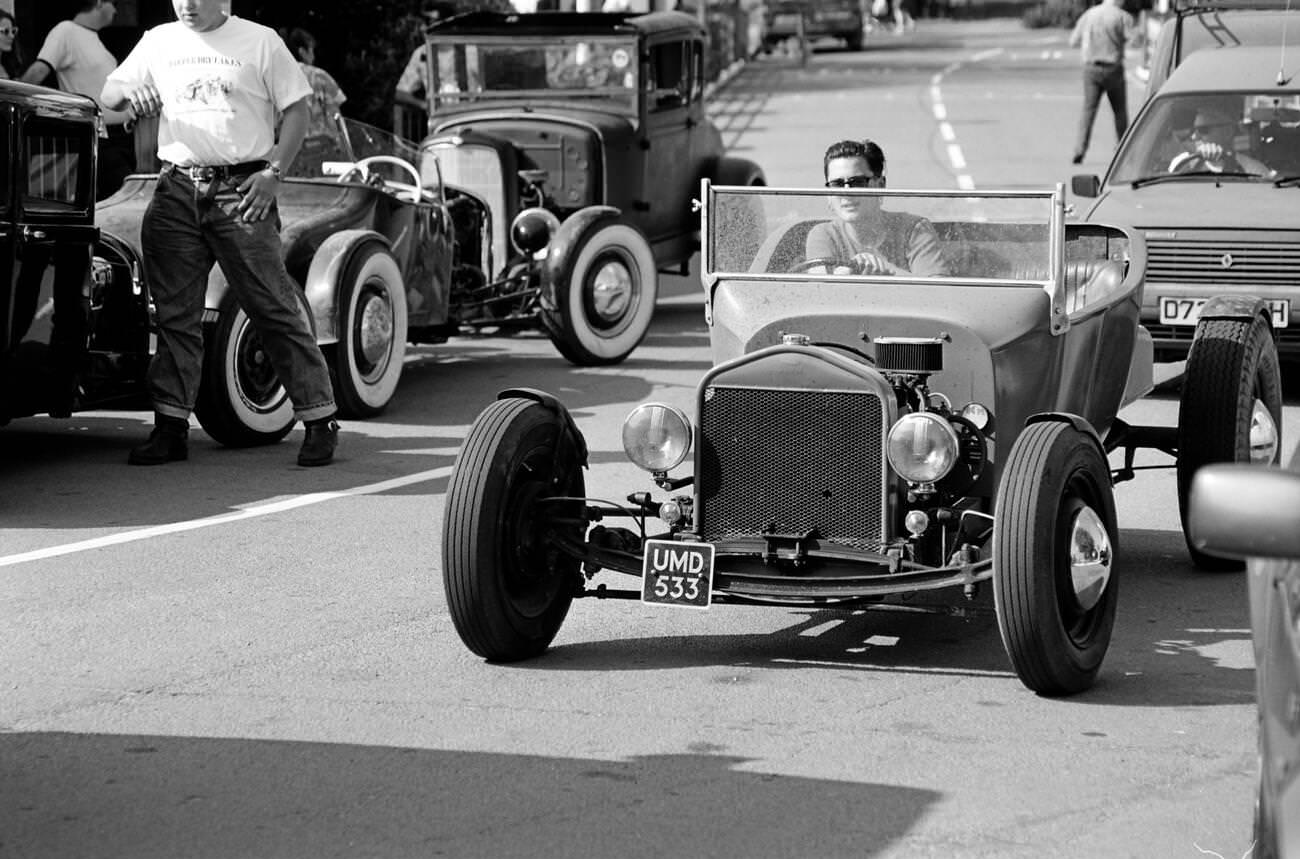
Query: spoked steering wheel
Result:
<box><xmin>340</xmin><ymin>155</ymin><xmax>425</xmax><ymax>203</ymax></box>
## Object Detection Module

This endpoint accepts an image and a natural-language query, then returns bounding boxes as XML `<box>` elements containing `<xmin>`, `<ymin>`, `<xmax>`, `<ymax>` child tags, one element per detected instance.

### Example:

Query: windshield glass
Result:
<box><xmin>290</xmin><ymin>117</ymin><xmax>430</xmax><ymax>183</ymax></box>
<box><xmin>426</xmin><ymin>36</ymin><xmax>638</xmax><ymax>117</ymax></box>
<box><xmin>706</xmin><ymin>187</ymin><xmax>1059</xmax><ymax>283</ymax></box>
<box><xmin>1107</xmin><ymin>91</ymin><xmax>1300</xmax><ymax>184</ymax></box>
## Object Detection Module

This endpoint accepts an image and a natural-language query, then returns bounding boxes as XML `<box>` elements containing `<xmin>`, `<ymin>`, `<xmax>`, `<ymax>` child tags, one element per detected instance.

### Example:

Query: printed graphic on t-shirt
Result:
<box><xmin>170</xmin><ymin>56</ymin><xmax>242</xmax><ymax>114</ymax></box>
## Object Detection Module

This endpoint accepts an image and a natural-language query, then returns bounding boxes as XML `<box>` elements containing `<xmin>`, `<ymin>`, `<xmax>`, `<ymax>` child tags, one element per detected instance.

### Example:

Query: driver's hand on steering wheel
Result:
<box><xmin>850</xmin><ymin>250</ymin><xmax>895</xmax><ymax>275</ymax></box>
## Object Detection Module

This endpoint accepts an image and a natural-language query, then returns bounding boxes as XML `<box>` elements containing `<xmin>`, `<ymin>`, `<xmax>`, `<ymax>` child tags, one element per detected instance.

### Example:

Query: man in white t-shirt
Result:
<box><xmin>21</xmin><ymin>0</ymin><xmax>136</xmax><ymax>199</ymax></box>
<box><xmin>101</xmin><ymin>0</ymin><xmax>340</xmax><ymax>467</ymax></box>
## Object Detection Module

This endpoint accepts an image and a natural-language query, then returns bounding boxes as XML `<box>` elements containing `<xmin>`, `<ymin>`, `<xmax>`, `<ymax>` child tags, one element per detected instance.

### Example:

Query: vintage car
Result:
<box><xmin>762</xmin><ymin>0</ymin><xmax>866</xmax><ymax>52</ymax></box>
<box><xmin>441</xmin><ymin>182</ymin><xmax>1283</xmax><ymax>697</ymax></box>
<box><xmin>2</xmin><ymin>81</ymin><xmax>103</xmax><ymax>426</ymax></box>
<box><xmin>1143</xmin><ymin>0</ymin><xmax>1299</xmax><ymax>99</ymax></box>
<box><xmin>1072</xmin><ymin>46</ymin><xmax>1300</xmax><ymax>365</ymax></box>
<box><xmin>411</xmin><ymin>9</ymin><xmax>766</xmax><ymax>365</ymax></box>
<box><xmin>1189</xmin><ymin>457</ymin><xmax>1300</xmax><ymax>859</ymax></box>
<box><xmin>2</xmin><ymin>101</ymin><xmax>458</xmax><ymax>445</ymax></box>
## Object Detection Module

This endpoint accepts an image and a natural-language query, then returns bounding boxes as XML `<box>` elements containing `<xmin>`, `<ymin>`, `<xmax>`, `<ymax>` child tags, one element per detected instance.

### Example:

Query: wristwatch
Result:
<box><xmin>263</xmin><ymin>162</ymin><xmax>283</xmax><ymax>179</ymax></box>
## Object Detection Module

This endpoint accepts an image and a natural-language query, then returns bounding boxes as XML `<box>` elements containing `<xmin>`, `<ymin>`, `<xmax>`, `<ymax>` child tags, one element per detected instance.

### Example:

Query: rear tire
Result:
<box><xmin>442</xmin><ymin>397</ymin><xmax>587</xmax><ymax>661</ymax></box>
<box><xmin>195</xmin><ymin>301</ymin><xmax>296</xmax><ymax>447</ymax></box>
<box><xmin>1176</xmin><ymin>314</ymin><xmax>1282</xmax><ymax>570</ymax></box>
<box><xmin>993</xmin><ymin>421</ymin><xmax>1118</xmax><ymax>696</ymax></box>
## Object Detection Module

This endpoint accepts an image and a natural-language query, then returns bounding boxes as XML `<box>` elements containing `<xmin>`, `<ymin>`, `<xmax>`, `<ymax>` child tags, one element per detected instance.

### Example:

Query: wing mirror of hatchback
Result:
<box><xmin>1071</xmin><ymin>174</ymin><xmax>1101</xmax><ymax>198</ymax></box>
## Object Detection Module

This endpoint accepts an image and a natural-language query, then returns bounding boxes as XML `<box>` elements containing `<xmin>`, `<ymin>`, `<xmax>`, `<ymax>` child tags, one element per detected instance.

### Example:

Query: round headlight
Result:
<box><xmin>887</xmin><ymin>412</ymin><xmax>960</xmax><ymax>484</ymax></box>
<box><xmin>960</xmin><ymin>402</ymin><xmax>991</xmax><ymax>430</ymax></box>
<box><xmin>622</xmin><ymin>404</ymin><xmax>692</xmax><ymax>473</ymax></box>
<box><xmin>510</xmin><ymin>207</ymin><xmax>561</xmax><ymax>255</ymax></box>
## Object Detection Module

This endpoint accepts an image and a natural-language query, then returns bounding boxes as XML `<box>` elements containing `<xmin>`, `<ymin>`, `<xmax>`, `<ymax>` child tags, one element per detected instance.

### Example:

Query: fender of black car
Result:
<box><xmin>538</xmin><ymin>205</ymin><xmax>621</xmax><ymax>312</ymax></box>
<box><xmin>707</xmin><ymin>155</ymin><xmax>766</xmax><ymax>187</ymax></box>
<box><xmin>497</xmin><ymin>387</ymin><xmax>590</xmax><ymax>467</ymax></box>
<box><xmin>297</xmin><ymin>229</ymin><xmax>393</xmax><ymax>344</ymax></box>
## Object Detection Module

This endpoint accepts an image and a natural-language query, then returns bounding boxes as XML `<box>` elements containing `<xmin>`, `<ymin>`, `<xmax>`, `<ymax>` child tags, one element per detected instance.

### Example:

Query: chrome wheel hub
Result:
<box><xmin>590</xmin><ymin>260</ymin><xmax>632</xmax><ymax>325</ymax></box>
<box><xmin>1069</xmin><ymin>505</ymin><xmax>1112</xmax><ymax>612</ymax></box>
<box><xmin>1249</xmin><ymin>398</ymin><xmax>1278</xmax><ymax>465</ymax></box>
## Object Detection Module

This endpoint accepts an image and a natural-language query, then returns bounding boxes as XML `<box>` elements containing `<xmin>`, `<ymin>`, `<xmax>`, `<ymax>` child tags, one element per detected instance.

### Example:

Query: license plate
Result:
<box><xmin>1158</xmin><ymin>297</ymin><xmax>1290</xmax><ymax>328</ymax></box>
<box><xmin>772</xmin><ymin>13</ymin><xmax>801</xmax><ymax>28</ymax></box>
<box><xmin>641</xmin><ymin>539</ymin><xmax>714</xmax><ymax>610</ymax></box>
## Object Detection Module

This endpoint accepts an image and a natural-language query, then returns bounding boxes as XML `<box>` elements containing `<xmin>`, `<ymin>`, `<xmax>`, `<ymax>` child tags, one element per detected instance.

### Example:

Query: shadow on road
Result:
<box><xmin>519</xmin><ymin>526</ymin><xmax>1253</xmax><ymax>709</ymax></box>
<box><xmin>0</xmin><ymin>732</ymin><xmax>940</xmax><ymax>859</ymax></box>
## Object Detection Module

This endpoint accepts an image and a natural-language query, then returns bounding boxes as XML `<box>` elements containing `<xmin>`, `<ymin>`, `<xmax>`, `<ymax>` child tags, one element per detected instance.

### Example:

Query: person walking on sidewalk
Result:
<box><xmin>1069</xmin><ymin>0</ymin><xmax>1140</xmax><ymax>164</ymax></box>
<box><xmin>101</xmin><ymin>0</ymin><xmax>340</xmax><ymax>467</ymax></box>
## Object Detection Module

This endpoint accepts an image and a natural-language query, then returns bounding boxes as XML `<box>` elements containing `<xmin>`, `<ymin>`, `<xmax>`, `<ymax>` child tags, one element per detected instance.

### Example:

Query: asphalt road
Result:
<box><xmin>4</xmin><ymin>17</ymin><xmax>1298</xmax><ymax>859</ymax></box>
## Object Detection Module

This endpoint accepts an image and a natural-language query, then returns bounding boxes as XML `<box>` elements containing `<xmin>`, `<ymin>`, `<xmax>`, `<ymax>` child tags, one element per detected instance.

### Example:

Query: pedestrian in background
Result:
<box><xmin>1069</xmin><ymin>0</ymin><xmax>1140</xmax><ymax>164</ymax></box>
<box><xmin>286</xmin><ymin>27</ymin><xmax>347</xmax><ymax>142</ymax></box>
<box><xmin>0</xmin><ymin>9</ymin><xmax>23</xmax><ymax>79</ymax></box>
<box><xmin>101</xmin><ymin>0</ymin><xmax>341</xmax><ymax>467</ymax></box>
<box><xmin>19</xmin><ymin>0</ymin><xmax>136</xmax><ymax>199</ymax></box>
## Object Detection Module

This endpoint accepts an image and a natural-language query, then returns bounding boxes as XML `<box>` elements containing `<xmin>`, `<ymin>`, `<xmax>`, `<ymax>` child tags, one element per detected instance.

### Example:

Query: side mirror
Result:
<box><xmin>1071</xmin><ymin>174</ymin><xmax>1101</xmax><ymax>198</ymax></box>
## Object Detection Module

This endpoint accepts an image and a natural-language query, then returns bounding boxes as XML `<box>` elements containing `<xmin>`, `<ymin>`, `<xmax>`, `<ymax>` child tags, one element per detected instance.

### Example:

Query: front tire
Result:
<box><xmin>1176</xmin><ymin>314</ymin><xmax>1282</xmax><ymax>570</ymax></box>
<box><xmin>993</xmin><ymin>421</ymin><xmax>1119</xmax><ymax>696</ymax></box>
<box><xmin>195</xmin><ymin>302</ymin><xmax>296</xmax><ymax>447</ymax></box>
<box><xmin>442</xmin><ymin>397</ymin><xmax>587</xmax><ymax>661</ymax></box>
<box><xmin>327</xmin><ymin>244</ymin><xmax>407</xmax><ymax>418</ymax></box>
<box><xmin>540</xmin><ymin>220</ymin><xmax>657</xmax><ymax>366</ymax></box>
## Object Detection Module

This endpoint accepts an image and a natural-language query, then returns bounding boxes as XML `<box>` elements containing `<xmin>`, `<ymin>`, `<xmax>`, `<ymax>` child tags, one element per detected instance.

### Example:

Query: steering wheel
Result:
<box><xmin>343</xmin><ymin>155</ymin><xmax>425</xmax><ymax>203</ymax></box>
<box><xmin>788</xmin><ymin>257</ymin><xmax>852</xmax><ymax>274</ymax></box>
<box><xmin>1169</xmin><ymin>151</ymin><xmax>1208</xmax><ymax>174</ymax></box>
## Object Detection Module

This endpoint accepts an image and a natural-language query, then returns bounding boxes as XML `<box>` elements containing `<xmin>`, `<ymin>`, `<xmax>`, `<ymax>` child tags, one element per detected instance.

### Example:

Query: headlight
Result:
<box><xmin>887</xmin><ymin>412</ymin><xmax>960</xmax><ymax>484</ymax></box>
<box><xmin>510</xmin><ymin>207</ymin><xmax>561</xmax><ymax>255</ymax></box>
<box><xmin>622</xmin><ymin>404</ymin><xmax>692</xmax><ymax>472</ymax></box>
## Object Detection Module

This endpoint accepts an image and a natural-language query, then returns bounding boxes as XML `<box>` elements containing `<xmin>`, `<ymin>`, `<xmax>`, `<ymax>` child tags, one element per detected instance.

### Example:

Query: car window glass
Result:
<box><xmin>22</xmin><ymin>116</ymin><xmax>93</xmax><ymax>215</ymax></box>
<box><xmin>647</xmin><ymin>41</ymin><xmax>689</xmax><ymax>112</ymax></box>
<box><xmin>706</xmin><ymin>188</ymin><xmax>1059</xmax><ymax>282</ymax></box>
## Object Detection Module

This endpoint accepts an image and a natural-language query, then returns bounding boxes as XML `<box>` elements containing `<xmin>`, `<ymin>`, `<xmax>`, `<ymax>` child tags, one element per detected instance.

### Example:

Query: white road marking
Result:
<box><xmin>0</xmin><ymin>465</ymin><xmax>454</xmax><ymax>569</ymax></box>
<box><xmin>798</xmin><ymin>620</ymin><xmax>846</xmax><ymax>637</ymax></box>
<box><xmin>930</xmin><ymin>49</ymin><xmax>1004</xmax><ymax>189</ymax></box>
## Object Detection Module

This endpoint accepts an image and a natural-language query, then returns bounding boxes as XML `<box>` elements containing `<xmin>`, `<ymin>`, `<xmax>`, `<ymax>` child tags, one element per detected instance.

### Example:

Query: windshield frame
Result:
<box><xmin>423</xmin><ymin>33</ymin><xmax>641</xmax><ymax>119</ymax></box>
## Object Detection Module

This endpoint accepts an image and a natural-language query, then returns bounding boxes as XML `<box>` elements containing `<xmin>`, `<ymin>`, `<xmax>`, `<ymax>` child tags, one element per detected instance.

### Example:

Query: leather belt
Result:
<box><xmin>165</xmin><ymin>160</ymin><xmax>269</xmax><ymax>182</ymax></box>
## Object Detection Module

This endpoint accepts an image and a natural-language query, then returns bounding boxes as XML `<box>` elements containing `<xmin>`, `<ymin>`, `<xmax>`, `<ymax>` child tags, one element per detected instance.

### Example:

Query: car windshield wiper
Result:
<box><xmin>1273</xmin><ymin>174</ymin><xmax>1300</xmax><ymax>187</ymax></box>
<box><xmin>1131</xmin><ymin>170</ymin><xmax>1257</xmax><ymax>188</ymax></box>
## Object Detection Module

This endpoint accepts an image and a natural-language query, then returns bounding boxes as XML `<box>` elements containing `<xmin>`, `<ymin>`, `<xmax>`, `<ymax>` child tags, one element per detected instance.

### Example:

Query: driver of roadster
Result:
<box><xmin>803</xmin><ymin>139</ymin><xmax>950</xmax><ymax>277</ymax></box>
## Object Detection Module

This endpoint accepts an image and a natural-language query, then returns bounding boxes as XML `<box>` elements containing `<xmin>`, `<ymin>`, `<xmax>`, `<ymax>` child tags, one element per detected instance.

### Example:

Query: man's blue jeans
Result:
<box><xmin>1074</xmin><ymin>62</ymin><xmax>1129</xmax><ymax>161</ymax></box>
<box><xmin>141</xmin><ymin>168</ymin><xmax>336</xmax><ymax>423</ymax></box>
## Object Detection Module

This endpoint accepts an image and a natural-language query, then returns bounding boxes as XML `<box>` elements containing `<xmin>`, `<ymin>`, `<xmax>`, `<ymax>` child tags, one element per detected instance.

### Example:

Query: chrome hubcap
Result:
<box><xmin>1249</xmin><ymin>398</ymin><xmax>1278</xmax><ymax>464</ymax></box>
<box><xmin>1069</xmin><ymin>505</ymin><xmax>1112</xmax><ymax>612</ymax></box>
<box><xmin>357</xmin><ymin>288</ymin><xmax>394</xmax><ymax>375</ymax></box>
<box><xmin>590</xmin><ymin>260</ymin><xmax>632</xmax><ymax>325</ymax></box>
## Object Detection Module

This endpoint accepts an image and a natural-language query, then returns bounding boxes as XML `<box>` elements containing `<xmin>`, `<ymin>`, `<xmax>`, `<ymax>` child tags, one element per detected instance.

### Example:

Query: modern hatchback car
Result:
<box><xmin>1145</xmin><ymin>0</ymin><xmax>1300</xmax><ymax>99</ymax></box>
<box><xmin>1072</xmin><ymin>45</ymin><xmax>1300</xmax><ymax>364</ymax></box>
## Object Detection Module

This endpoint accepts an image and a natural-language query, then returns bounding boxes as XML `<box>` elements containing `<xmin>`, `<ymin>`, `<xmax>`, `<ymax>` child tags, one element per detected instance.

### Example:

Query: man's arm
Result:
<box><xmin>1068</xmin><ymin>10</ymin><xmax>1086</xmax><ymax>48</ymax></box>
<box><xmin>271</xmin><ymin>97</ymin><xmax>309</xmax><ymax>174</ymax></box>
<box><xmin>19</xmin><ymin>58</ymin><xmax>53</xmax><ymax>86</ymax></box>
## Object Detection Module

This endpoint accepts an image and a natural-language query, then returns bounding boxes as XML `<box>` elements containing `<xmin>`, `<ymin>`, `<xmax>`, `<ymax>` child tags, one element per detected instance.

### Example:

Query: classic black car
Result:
<box><xmin>413</xmin><ymin>9</ymin><xmax>766</xmax><ymax>365</ymax></box>
<box><xmin>1</xmin><ymin>81</ymin><xmax>102</xmax><ymax>426</ymax></box>
<box><xmin>1</xmin><ymin>104</ymin><xmax>452</xmax><ymax>446</ymax></box>
<box><xmin>441</xmin><ymin>183</ymin><xmax>1283</xmax><ymax>697</ymax></box>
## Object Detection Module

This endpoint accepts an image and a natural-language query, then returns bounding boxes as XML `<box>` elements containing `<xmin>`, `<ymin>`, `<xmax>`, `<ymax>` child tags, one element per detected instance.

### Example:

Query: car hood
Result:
<box><xmin>1084</xmin><ymin>182</ymin><xmax>1300</xmax><ymax>230</ymax></box>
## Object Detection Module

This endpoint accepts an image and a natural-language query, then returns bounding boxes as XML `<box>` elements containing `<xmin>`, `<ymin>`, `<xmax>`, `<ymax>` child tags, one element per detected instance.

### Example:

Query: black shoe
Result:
<box><xmin>298</xmin><ymin>419</ymin><xmax>339</xmax><ymax>467</ymax></box>
<box><xmin>128</xmin><ymin>417</ymin><xmax>189</xmax><ymax>465</ymax></box>
<box><xmin>1071</xmin><ymin>154</ymin><xmax>1084</xmax><ymax>164</ymax></box>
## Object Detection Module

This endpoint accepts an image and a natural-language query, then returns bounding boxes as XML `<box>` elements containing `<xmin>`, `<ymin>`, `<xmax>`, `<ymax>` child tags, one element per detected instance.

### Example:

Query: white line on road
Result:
<box><xmin>0</xmin><ymin>465</ymin><xmax>454</xmax><ymax>569</ymax></box>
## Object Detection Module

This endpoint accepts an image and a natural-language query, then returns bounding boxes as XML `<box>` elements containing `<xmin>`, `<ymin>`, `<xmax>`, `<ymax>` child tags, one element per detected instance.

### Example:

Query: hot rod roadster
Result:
<box><xmin>442</xmin><ymin>182</ymin><xmax>1282</xmax><ymax>696</ymax></box>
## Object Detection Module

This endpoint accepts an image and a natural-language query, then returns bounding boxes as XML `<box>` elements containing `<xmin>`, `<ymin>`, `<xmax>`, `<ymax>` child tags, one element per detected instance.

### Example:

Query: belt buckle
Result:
<box><xmin>188</xmin><ymin>165</ymin><xmax>216</xmax><ymax>182</ymax></box>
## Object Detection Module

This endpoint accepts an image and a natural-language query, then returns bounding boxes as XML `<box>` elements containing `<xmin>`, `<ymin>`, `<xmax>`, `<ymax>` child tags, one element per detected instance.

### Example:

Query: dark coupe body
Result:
<box><xmin>416</xmin><ymin>10</ymin><xmax>765</xmax><ymax>365</ymax></box>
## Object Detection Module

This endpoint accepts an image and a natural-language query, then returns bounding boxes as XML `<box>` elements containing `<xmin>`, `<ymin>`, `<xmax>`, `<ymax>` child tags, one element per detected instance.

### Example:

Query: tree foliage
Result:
<box><xmin>236</xmin><ymin>0</ymin><xmax>513</xmax><ymax>130</ymax></box>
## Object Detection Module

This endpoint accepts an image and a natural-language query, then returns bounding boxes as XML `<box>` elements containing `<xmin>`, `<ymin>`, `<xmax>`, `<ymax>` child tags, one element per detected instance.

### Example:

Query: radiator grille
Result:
<box><xmin>698</xmin><ymin>386</ymin><xmax>886</xmax><ymax>551</ymax></box>
<box><xmin>1146</xmin><ymin>238</ymin><xmax>1300</xmax><ymax>286</ymax></box>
